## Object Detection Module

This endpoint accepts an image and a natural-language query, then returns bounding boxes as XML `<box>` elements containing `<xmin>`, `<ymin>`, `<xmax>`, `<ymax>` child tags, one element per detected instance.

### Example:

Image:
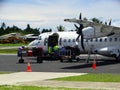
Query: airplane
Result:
<box><xmin>0</xmin><ymin>33</ymin><xmax>17</xmax><ymax>39</ymax></box>
<box><xmin>24</xmin><ymin>34</ymin><xmax>38</xmax><ymax>42</ymax></box>
<box><xmin>27</xmin><ymin>30</ymin><xmax>120</xmax><ymax>62</ymax></box>
<box><xmin>26</xmin><ymin>13</ymin><xmax>120</xmax><ymax>62</ymax></box>
<box><xmin>0</xmin><ymin>33</ymin><xmax>25</xmax><ymax>43</ymax></box>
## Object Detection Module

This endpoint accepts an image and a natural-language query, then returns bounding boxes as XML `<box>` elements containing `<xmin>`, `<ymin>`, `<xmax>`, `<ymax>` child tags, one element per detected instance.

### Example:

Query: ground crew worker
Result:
<box><xmin>48</xmin><ymin>46</ymin><xmax>52</xmax><ymax>54</ymax></box>
<box><xmin>53</xmin><ymin>44</ymin><xmax>59</xmax><ymax>55</ymax></box>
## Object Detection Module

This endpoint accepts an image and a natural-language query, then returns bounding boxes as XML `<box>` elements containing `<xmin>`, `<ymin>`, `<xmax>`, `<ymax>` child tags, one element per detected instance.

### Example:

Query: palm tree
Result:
<box><xmin>57</xmin><ymin>25</ymin><xmax>65</xmax><ymax>32</ymax></box>
<box><xmin>91</xmin><ymin>18</ymin><xmax>102</xmax><ymax>24</ymax></box>
<box><xmin>1</xmin><ymin>22</ymin><xmax>6</xmax><ymax>30</ymax></box>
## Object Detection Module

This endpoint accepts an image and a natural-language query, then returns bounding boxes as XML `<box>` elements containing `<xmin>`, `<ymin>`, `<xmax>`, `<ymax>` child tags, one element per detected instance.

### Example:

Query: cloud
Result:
<box><xmin>0</xmin><ymin>0</ymin><xmax>120</xmax><ymax>30</ymax></box>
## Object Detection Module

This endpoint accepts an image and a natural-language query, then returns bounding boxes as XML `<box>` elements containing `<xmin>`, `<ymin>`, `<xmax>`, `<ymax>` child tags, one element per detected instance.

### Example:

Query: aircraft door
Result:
<box><xmin>48</xmin><ymin>33</ymin><xmax>59</xmax><ymax>52</ymax></box>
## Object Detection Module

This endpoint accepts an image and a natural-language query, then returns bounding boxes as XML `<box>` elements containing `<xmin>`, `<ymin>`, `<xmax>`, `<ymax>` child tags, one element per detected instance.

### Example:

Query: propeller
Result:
<box><xmin>74</xmin><ymin>13</ymin><xmax>85</xmax><ymax>50</ymax></box>
<box><xmin>75</xmin><ymin>24</ymin><xmax>85</xmax><ymax>50</ymax></box>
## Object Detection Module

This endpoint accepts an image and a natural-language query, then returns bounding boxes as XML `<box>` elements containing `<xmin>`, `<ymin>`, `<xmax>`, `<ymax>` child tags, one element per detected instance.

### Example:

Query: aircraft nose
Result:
<box><xmin>28</xmin><ymin>40</ymin><xmax>40</xmax><ymax>47</ymax></box>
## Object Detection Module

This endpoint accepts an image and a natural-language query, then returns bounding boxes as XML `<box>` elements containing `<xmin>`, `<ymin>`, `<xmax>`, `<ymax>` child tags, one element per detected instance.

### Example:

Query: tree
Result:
<box><xmin>24</xmin><ymin>24</ymin><xmax>32</xmax><ymax>34</ymax></box>
<box><xmin>57</xmin><ymin>25</ymin><xmax>65</xmax><ymax>32</ymax></box>
<box><xmin>1</xmin><ymin>22</ymin><xmax>6</xmax><ymax>30</ymax></box>
<box><xmin>91</xmin><ymin>18</ymin><xmax>102</xmax><ymax>24</ymax></box>
<box><xmin>83</xmin><ymin>17</ymin><xmax>88</xmax><ymax>21</ymax></box>
<box><xmin>0</xmin><ymin>27</ymin><xmax>4</xmax><ymax>35</ymax></box>
<box><xmin>41</xmin><ymin>28</ymin><xmax>52</xmax><ymax>33</ymax></box>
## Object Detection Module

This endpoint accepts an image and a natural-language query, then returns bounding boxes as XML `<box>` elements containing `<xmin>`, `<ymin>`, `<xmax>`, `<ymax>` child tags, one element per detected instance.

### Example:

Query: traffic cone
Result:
<box><xmin>26</xmin><ymin>60</ymin><xmax>32</xmax><ymax>72</ymax></box>
<box><xmin>92</xmin><ymin>59</ymin><xmax>96</xmax><ymax>69</ymax></box>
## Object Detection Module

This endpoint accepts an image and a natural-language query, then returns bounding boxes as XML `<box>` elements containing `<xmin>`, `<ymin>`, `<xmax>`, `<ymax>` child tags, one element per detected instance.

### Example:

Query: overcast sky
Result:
<box><xmin>0</xmin><ymin>0</ymin><xmax>120</xmax><ymax>31</ymax></box>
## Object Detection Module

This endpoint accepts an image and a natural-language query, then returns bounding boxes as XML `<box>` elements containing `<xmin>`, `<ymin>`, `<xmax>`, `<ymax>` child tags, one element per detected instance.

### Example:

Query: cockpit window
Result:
<box><xmin>38</xmin><ymin>36</ymin><xmax>42</xmax><ymax>40</ymax></box>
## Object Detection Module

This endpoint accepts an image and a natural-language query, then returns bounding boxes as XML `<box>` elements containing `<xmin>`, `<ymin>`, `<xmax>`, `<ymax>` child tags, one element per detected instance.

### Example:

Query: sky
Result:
<box><xmin>0</xmin><ymin>0</ymin><xmax>120</xmax><ymax>32</ymax></box>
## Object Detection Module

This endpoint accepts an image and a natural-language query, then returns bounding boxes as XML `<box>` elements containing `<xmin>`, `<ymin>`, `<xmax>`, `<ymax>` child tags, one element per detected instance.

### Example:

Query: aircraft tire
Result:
<box><xmin>68</xmin><ymin>58</ymin><xmax>72</xmax><ymax>62</ymax></box>
<box><xmin>60</xmin><ymin>57</ymin><xmax>63</xmax><ymax>62</ymax></box>
<box><xmin>37</xmin><ymin>56</ymin><xmax>43</xmax><ymax>63</ymax></box>
<box><xmin>19</xmin><ymin>58</ymin><xmax>24</xmax><ymax>63</ymax></box>
<box><xmin>76</xmin><ymin>57</ymin><xmax>80</xmax><ymax>62</ymax></box>
<box><xmin>115</xmin><ymin>56</ymin><xmax>120</xmax><ymax>62</ymax></box>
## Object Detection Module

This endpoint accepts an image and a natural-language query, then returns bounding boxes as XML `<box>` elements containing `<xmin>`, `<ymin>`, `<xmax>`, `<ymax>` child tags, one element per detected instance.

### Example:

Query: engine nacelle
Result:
<box><xmin>83</xmin><ymin>27</ymin><xmax>112</xmax><ymax>39</ymax></box>
<box><xmin>94</xmin><ymin>47</ymin><xmax>120</xmax><ymax>57</ymax></box>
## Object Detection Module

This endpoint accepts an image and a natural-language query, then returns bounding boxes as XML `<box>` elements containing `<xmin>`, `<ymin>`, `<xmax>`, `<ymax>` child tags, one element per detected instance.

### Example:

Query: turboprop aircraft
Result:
<box><xmin>28</xmin><ymin>30</ymin><xmax>120</xmax><ymax>61</ymax></box>
<box><xmin>27</xmin><ymin>13</ymin><xmax>120</xmax><ymax>61</ymax></box>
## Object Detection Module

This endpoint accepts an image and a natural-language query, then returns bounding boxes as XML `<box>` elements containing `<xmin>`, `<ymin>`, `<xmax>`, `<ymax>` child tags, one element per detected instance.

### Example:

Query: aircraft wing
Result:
<box><xmin>64</xmin><ymin>18</ymin><xmax>120</xmax><ymax>36</ymax></box>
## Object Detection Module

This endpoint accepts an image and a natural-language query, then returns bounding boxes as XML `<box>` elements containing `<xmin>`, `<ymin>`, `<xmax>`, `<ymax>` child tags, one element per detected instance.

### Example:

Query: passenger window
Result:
<box><xmin>64</xmin><ymin>39</ymin><xmax>66</xmax><ymax>42</ymax></box>
<box><xmin>99</xmin><ymin>38</ymin><xmax>102</xmax><ymax>42</ymax></box>
<box><xmin>68</xmin><ymin>39</ymin><xmax>71</xmax><ymax>42</ymax></box>
<box><xmin>109</xmin><ymin>38</ymin><xmax>112</xmax><ymax>42</ymax></box>
<box><xmin>86</xmin><ymin>39</ymin><xmax>88</xmax><ymax>42</ymax></box>
<box><xmin>73</xmin><ymin>39</ymin><xmax>75</xmax><ymax>42</ymax></box>
<box><xmin>38</xmin><ymin>36</ymin><xmax>42</xmax><ymax>40</ymax></box>
<box><xmin>115</xmin><ymin>38</ymin><xmax>117</xmax><ymax>42</ymax></box>
<box><xmin>90</xmin><ymin>39</ymin><xmax>93</xmax><ymax>42</ymax></box>
<box><xmin>44</xmin><ymin>38</ymin><xmax>48</xmax><ymax>46</ymax></box>
<box><xmin>104</xmin><ymin>38</ymin><xmax>107</xmax><ymax>42</ymax></box>
<box><xmin>95</xmin><ymin>38</ymin><xmax>98</xmax><ymax>42</ymax></box>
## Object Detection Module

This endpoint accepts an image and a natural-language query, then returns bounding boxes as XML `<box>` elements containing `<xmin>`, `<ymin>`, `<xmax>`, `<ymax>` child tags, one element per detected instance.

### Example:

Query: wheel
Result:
<box><xmin>113</xmin><ymin>54</ymin><xmax>120</xmax><ymax>62</ymax></box>
<box><xmin>115</xmin><ymin>56</ymin><xmax>120</xmax><ymax>62</ymax></box>
<box><xmin>19</xmin><ymin>58</ymin><xmax>24</xmax><ymax>63</ymax></box>
<box><xmin>60</xmin><ymin>58</ymin><xmax>63</xmax><ymax>62</ymax></box>
<box><xmin>76</xmin><ymin>57</ymin><xmax>80</xmax><ymax>62</ymax></box>
<box><xmin>68</xmin><ymin>58</ymin><xmax>72</xmax><ymax>62</ymax></box>
<box><xmin>37</xmin><ymin>56</ymin><xmax>43</xmax><ymax>63</ymax></box>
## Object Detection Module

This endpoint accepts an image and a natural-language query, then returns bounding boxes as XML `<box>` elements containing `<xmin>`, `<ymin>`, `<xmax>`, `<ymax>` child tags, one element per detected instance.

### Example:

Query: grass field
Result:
<box><xmin>0</xmin><ymin>43</ymin><xmax>28</xmax><ymax>54</ymax></box>
<box><xmin>0</xmin><ymin>43</ymin><xmax>28</xmax><ymax>47</ymax></box>
<box><xmin>0</xmin><ymin>85</ymin><xmax>101</xmax><ymax>90</ymax></box>
<box><xmin>0</xmin><ymin>73</ymin><xmax>119</xmax><ymax>90</ymax></box>
<box><xmin>0</xmin><ymin>72</ymin><xmax>12</xmax><ymax>74</ymax></box>
<box><xmin>53</xmin><ymin>73</ymin><xmax>120</xmax><ymax>82</ymax></box>
<box><xmin>0</xmin><ymin>48</ymin><xmax>17</xmax><ymax>54</ymax></box>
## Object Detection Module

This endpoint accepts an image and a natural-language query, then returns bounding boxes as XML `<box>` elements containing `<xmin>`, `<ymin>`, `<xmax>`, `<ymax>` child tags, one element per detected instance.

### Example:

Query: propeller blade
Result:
<box><xmin>74</xmin><ymin>24</ymin><xmax>80</xmax><ymax>34</ymax></box>
<box><xmin>80</xmin><ymin>24</ymin><xmax>84</xmax><ymax>30</ymax></box>
<box><xmin>109</xmin><ymin>19</ymin><xmax>112</xmax><ymax>26</ymax></box>
<box><xmin>79</xmin><ymin>13</ymin><xmax>82</xmax><ymax>20</ymax></box>
<box><xmin>81</xmin><ymin>34</ymin><xmax>85</xmax><ymax>50</ymax></box>
<box><xmin>74</xmin><ymin>24</ymin><xmax>79</xmax><ymax>30</ymax></box>
<box><xmin>76</xmin><ymin>35</ymin><xmax>80</xmax><ymax>41</ymax></box>
<box><xmin>74</xmin><ymin>24</ymin><xmax>85</xmax><ymax>50</ymax></box>
<box><xmin>105</xmin><ymin>21</ymin><xmax>107</xmax><ymax>25</ymax></box>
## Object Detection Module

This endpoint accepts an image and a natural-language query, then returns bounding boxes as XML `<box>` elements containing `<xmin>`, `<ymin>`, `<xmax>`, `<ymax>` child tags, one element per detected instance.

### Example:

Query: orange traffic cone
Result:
<box><xmin>26</xmin><ymin>60</ymin><xmax>32</xmax><ymax>72</ymax></box>
<box><xmin>92</xmin><ymin>59</ymin><xmax>96</xmax><ymax>69</ymax></box>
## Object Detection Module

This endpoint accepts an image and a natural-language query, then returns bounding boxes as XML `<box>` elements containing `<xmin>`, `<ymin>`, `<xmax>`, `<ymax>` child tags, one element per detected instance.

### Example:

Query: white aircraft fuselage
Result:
<box><xmin>28</xmin><ymin>31</ymin><xmax>120</xmax><ymax>60</ymax></box>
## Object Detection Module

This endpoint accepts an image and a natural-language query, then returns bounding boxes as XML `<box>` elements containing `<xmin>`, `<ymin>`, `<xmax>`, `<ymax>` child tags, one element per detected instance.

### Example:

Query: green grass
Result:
<box><xmin>53</xmin><ymin>74</ymin><xmax>120</xmax><ymax>82</ymax></box>
<box><xmin>0</xmin><ymin>43</ymin><xmax>28</xmax><ymax>54</ymax></box>
<box><xmin>0</xmin><ymin>85</ymin><xmax>99</xmax><ymax>90</ymax></box>
<box><xmin>0</xmin><ymin>48</ymin><xmax>17</xmax><ymax>54</ymax></box>
<box><xmin>0</xmin><ymin>43</ymin><xmax>28</xmax><ymax>47</ymax></box>
<box><xmin>0</xmin><ymin>72</ymin><xmax>12</xmax><ymax>74</ymax></box>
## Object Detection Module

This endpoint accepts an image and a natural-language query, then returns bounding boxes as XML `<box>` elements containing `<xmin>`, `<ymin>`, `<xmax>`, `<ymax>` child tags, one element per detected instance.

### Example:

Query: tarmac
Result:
<box><xmin>0</xmin><ymin>72</ymin><xmax>120</xmax><ymax>90</ymax></box>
